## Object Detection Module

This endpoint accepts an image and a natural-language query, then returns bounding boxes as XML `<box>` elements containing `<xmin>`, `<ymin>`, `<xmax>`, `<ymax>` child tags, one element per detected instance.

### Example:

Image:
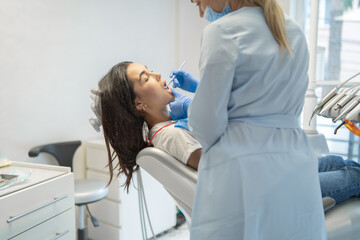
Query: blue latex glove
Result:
<box><xmin>169</xmin><ymin>70</ymin><xmax>199</xmax><ymax>93</ymax></box>
<box><xmin>169</xmin><ymin>88</ymin><xmax>192</xmax><ymax>120</ymax></box>
<box><xmin>174</xmin><ymin>118</ymin><xmax>189</xmax><ymax>131</ymax></box>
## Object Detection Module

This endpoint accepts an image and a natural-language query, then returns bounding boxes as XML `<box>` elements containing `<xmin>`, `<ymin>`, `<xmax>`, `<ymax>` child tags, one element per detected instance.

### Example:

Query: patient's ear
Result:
<box><xmin>135</xmin><ymin>97</ymin><xmax>144</xmax><ymax>111</ymax></box>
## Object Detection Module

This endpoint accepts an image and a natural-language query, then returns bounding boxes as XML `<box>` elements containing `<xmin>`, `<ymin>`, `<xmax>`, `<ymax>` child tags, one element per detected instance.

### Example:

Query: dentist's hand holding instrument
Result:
<box><xmin>165</xmin><ymin>60</ymin><xmax>188</xmax><ymax>90</ymax></box>
<box><xmin>167</xmin><ymin>60</ymin><xmax>200</xmax><ymax>120</ymax></box>
<box><xmin>168</xmin><ymin>61</ymin><xmax>199</xmax><ymax>93</ymax></box>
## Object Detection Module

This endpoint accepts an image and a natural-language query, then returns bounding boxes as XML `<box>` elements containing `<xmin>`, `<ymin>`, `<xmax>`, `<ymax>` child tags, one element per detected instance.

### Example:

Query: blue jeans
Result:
<box><xmin>319</xmin><ymin>155</ymin><xmax>360</xmax><ymax>204</ymax></box>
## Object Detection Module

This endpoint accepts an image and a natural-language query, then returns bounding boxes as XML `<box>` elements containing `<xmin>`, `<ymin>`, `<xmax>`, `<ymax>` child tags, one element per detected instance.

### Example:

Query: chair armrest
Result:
<box><xmin>28</xmin><ymin>145</ymin><xmax>46</xmax><ymax>157</ymax></box>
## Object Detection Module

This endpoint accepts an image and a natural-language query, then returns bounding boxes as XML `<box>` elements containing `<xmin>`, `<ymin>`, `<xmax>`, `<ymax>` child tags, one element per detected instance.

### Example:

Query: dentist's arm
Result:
<box><xmin>188</xmin><ymin>24</ymin><xmax>238</xmax><ymax>152</ymax></box>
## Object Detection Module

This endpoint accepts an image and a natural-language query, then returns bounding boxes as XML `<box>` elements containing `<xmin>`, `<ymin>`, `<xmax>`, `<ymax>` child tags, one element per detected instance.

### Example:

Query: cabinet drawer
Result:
<box><xmin>0</xmin><ymin>173</ymin><xmax>74</xmax><ymax>239</ymax></box>
<box><xmin>11</xmin><ymin>207</ymin><xmax>75</xmax><ymax>240</ymax></box>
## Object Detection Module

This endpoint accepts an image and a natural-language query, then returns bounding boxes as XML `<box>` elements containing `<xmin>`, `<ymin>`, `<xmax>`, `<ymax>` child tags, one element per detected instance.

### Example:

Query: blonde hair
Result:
<box><xmin>240</xmin><ymin>0</ymin><xmax>292</xmax><ymax>54</ymax></box>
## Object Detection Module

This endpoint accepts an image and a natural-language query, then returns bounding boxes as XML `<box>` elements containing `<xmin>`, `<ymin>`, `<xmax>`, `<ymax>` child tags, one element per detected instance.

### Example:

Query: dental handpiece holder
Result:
<box><xmin>312</xmin><ymin>72</ymin><xmax>360</xmax><ymax>124</ymax></box>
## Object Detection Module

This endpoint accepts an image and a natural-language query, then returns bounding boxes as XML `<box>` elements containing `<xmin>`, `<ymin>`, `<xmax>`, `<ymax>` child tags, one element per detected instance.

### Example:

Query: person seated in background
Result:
<box><xmin>93</xmin><ymin>61</ymin><xmax>360</xmax><ymax>205</ymax></box>
<box><xmin>318</xmin><ymin>154</ymin><xmax>360</xmax><ymax>204</ymax></box>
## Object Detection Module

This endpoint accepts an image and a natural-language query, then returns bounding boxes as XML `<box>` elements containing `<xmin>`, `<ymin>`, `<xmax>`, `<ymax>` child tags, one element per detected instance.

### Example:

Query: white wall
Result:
<box><xmin>0</xmin><ymin>0</ymin><xmax>178</xmax><ymax>169</ymax></box>
<box><xmin>177</xmin><ymin>2</ymin><xmax>208</xmax><ymax>79</ymax></box>
<box><xmin>175</xmin><ymin>1</ymin><xmax>208</xmax><ymax>100</ymax></box>
<box><xmin>0</xmin><ymin>0</ymin><xmax>291</xmax><ymax>171</ymax></box>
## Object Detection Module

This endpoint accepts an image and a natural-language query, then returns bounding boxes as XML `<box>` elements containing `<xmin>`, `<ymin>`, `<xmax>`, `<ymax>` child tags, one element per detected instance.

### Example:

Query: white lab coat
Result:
<box><xmin>188</xmin><ymin>7</ymin><xmax>327</xmax><ymax>240</ymax></box>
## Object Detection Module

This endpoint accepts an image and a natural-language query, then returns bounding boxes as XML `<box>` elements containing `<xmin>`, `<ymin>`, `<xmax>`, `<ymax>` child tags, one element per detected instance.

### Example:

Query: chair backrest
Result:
<box><xmin>136</xmin><ymin>147</ymin><xmax>197</xmax><ymax>221</ymax></box>
<box><xmin>28</xmin><ymin>141</ymin><xmax>81</xmax><ymax>171</ymax></box>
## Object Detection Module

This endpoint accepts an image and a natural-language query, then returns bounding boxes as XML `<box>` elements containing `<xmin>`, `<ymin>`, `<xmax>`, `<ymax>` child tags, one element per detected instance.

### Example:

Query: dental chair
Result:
<box><xmin>28</xmin><ymin>141</ymin><xmax>109</xmax><ymax>240</ymax></box>
<box><xmin>308</xmin><ymin>134</ymin><xmax>360</xmax><ymax>239</ymax></box>
<box><xmin>136</xmin><ymin>134</ymin><xmax>360</xmax><ymax>239</ymax></box>
<box><xmin>137</xmin><ymin>148</ymin><xmax>196</xmax><ymax>224</ymax></box>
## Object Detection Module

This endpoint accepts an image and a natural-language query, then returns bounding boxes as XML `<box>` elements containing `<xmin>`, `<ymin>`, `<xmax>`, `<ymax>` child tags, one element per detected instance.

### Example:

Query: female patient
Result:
<box><xmin>97</xmin><ymin>61</ymin><xmax>201</xmax><ymax>191</ymax></box>
<box><xmin>96</xmin><ymin>61</ymin><xmax>360</xmax><ymax>205</ymax></box>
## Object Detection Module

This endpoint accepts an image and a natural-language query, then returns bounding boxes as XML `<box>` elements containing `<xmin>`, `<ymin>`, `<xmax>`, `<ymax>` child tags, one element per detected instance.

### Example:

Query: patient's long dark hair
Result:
<box><xmin>98</xmin><ymin>61</ymin><xmax>148</xmax><ymax>192</ymax></box>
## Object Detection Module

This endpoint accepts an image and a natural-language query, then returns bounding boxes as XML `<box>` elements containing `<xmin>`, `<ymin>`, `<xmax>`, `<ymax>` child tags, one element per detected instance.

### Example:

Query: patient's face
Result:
<box><xmin>127</xmin><ymin>63</ymin><xmax>175</xmax><ymax>110</ymax></box>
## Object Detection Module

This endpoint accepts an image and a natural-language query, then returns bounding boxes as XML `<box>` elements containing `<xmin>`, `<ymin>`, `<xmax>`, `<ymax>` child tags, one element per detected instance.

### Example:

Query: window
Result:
<box><xmin>293</xmin><ymin>0</ymin><xmax>360</xmax><ymax>160</ymax></box>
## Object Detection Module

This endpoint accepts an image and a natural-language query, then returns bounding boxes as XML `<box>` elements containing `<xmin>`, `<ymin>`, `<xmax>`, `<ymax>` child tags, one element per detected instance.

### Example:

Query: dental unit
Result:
<box><xmin>319</xmin><ymin>85</ymin><xmax>360</xmax><ymax>117</ymax></box>
<box><xmin>310</xmin><ymin>72</ymin><xmax>360</xmax><ymax>123</ymax></box>
<box><xmin>311</xmin><ymin>72</ymin><xmax>360</xmax><ymax>135</ymax></box>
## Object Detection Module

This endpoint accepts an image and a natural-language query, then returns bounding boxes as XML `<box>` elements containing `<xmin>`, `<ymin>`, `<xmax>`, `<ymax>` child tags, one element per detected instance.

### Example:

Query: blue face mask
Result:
<box><xmin>203</xmin><ymin>5</ymin><xmax>232</xmax><ymax>22</ymax></box>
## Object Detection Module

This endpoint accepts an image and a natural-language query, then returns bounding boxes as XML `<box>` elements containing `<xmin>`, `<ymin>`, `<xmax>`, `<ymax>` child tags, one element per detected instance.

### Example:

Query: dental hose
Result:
<box><xmin>137</xmin><ymin>169</ymin><xmax>157</xmax><ymax>240</ymax></box>
<box><xmin>137</xmin><ymin>170</ymin><xmax>147</xmax><ymax>240</ymax></box>
<box><xmin>337</xmin><ymin>72</ymin><xmax>360</xmax><ymax>89</ymax></box>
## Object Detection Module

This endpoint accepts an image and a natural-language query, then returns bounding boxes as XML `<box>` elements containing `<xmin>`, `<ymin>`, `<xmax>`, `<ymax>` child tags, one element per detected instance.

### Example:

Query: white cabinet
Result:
<box><xmin>0</xmin><ymin>162</ymin><xmax>75</xmax><ymax>240</ymax></box>
<box><xmin>11</xmin><ymin>208</ymin><xmax>75</xmax><ymax>240</ymax></box>
<box><xmin>85</xmin><ymin>139</ymin><xmax>177</xmax><ymax>240</ymax></box>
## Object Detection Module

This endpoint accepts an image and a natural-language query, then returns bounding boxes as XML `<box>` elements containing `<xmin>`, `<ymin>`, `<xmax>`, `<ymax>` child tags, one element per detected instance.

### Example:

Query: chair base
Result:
<box><xmin>78</xmin><ymin>228</ymin><xmax>87</xmax><ymax>240</ymax></box>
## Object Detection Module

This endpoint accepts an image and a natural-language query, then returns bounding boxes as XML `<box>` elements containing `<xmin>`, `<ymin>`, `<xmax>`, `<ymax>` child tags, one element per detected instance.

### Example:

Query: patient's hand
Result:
<box><xmin>187</xmin><ymin>148</ymin><xmax>202</xmax><ymax>170</ymax></box>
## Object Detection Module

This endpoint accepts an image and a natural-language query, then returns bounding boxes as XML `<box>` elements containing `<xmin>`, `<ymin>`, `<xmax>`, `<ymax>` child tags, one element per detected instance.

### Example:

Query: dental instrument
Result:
<box><xmin>334</xmin><ymin>84</ymin><xmax>360</xmax><ymax>111</ymax></box>
<box><xmin>310</xmin><ymin>88</ymin><xmax>339</xmax><ymax>124</ymax></box>
<box><xmin>333</xmin><ymin>96</ymin><xmax>360</xmax><ymax>123</ymax></box>
<box><xmin>164</xmin><ymin>60</ymin><xmax>187</xmax><ymax>90</ymax></box>
<box><xmin>334</xmin><ymin>103</ymin><xmax>360</xmax><ymax>135</ymax></box>
<box><xmin>312</xmin><ymin>71</ymin><xmax>360</xmax><ymax>137</ymax></box>
<box><xmin>319</xmin><ymin>84</ymin><xmax>360</xmax><ymax>116</ymax></box>
<box><xmin>334</xmin><ymin>87</ymin><xmax>360</xmax><ymax>111</ymax></box>
<box><xmin>310</xmin><ymin>72</ymin><xmax>360</xmax><ymax>124</ymax></box>
<box><xmin>318</xmin><ymin>88</ymin><xmax>347</xmax><ymax>116</ymax></box>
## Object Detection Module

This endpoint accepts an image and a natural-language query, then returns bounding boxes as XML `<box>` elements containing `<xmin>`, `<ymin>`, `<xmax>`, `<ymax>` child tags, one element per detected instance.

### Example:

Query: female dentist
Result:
<box><xmin>169</xmin><ymin>0</ymin><xmax>327</xmax><ymax>239</ymax></box>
